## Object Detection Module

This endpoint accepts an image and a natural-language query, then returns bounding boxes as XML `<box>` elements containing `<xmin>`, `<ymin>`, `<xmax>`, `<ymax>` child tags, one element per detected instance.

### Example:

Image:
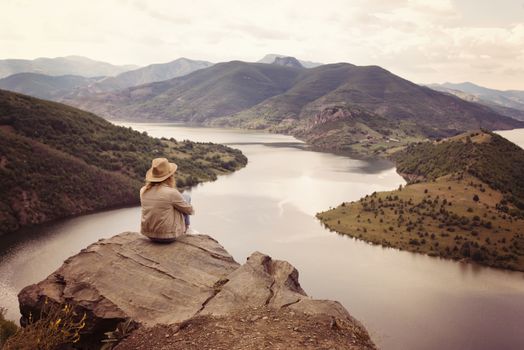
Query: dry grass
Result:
<box><xmin>444</xmin><ymin>131</ymin><xmax>492</xmax><ymax>144</ymax></box>
<box><xmin>3</xmin><ymin>301</ymin><xmax>86</xmax><ymax>350</ymax></box>
<box><xmin>318</xmin><ymin>174</ymin><xmax>524</xmax><ymax>271</ymax></box>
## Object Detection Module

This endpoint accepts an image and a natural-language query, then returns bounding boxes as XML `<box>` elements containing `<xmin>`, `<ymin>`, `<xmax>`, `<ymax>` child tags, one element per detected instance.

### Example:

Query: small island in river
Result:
<box><xmin>317</xmin><ymin>130</ymin><xmax>524</xmax><ymax>271</ymax></box>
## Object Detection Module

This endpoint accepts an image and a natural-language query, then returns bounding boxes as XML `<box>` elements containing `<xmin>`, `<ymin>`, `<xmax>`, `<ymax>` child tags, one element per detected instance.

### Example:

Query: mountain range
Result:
<box><xmin>0</xmin><ymin>73</ymin><xmax>100</xmax><ymax>100</ymax></box>
<box><xmin>428</xmin><ymin>82</ymin><xmax>524</xmax><ymax>121</ymax></box>
<box><xmin>0</xmin><ymin>55</ymin><xmax>136</xmax><ymax>78</ymax></box>
<box><xmin>65</xmin><ymin>60</ymin><xmax>524</xmax><ymax>157</ymax></box>
<box><xmin>1</xmin><ymin>54</ymin><xmax>523</xmax><ymax>158</ymax></box>
<box><xmin>83</xmin><ymin>57</ymin><xmax>213</xmax><ymax>92</ymax></box>
<box><xmin>0</xmin><ymin>57</ymin><xmax>213</xmax><ymax>101</ymax></box>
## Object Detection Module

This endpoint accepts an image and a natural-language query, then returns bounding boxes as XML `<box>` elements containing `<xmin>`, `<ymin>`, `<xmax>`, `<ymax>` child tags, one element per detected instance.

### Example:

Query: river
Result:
<box><xmin>1</xmin><ymin>124</ymin><xmax>523</xmax><ymax>350</ymax></box>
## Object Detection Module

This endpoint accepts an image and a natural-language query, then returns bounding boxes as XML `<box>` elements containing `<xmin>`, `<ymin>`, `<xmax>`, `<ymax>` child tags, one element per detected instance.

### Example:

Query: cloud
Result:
<box><xmin>0</xmin><ymin>0</ymin><xmax>523</xmax><ymax>89</ymax></box>
<box><xmin>227</xmin><ymin>22</ymin><xmax>290</xmax><ymax>41</ymax></box>
<box><xmin>129</xmin><ymin>1</ymin><xmax>191</xmax><ymax>24</ymax></box>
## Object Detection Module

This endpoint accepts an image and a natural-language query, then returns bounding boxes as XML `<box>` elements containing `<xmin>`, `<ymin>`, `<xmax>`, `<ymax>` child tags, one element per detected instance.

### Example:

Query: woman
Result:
<box><xmin>140</xmin><ymin>158</ymin><xmax>194</xmax><ymax>242</ymax></box>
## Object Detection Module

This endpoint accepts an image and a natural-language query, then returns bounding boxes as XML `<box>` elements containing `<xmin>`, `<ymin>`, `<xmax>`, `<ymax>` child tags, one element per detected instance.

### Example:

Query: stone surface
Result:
<box><xmin>18</xmin><ymin>233</ymin><xmax>239</xmax><ymax>335</ymax></box>
<box><xmin>201</xmin><ymin>251</ymin><xmax>353</xmax><ymax>322</ymax></box>
<box><xmin>271</xmin><ymin>56</ymin><xmax>304</xmax><ymax>68</ymax></box>
<box><xmin>18</xmin><ymin>232</ymin><xmax>374</xmax><ymax>348</ymax></box>
<box><xmin>115</xmin><ymin>308</ymin><xmax>377</xmax><ymax>350</ymax></box>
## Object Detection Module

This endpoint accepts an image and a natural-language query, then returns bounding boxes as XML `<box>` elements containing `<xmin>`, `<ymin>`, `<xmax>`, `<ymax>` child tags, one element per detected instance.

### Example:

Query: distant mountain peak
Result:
<box><xmin>427</xmin><ymin>82</ymin><xmax>524</xmax><ymax>121</ymax></box>
<box><xmin>62</xmin><ymin>55</ymin><xmax>96</xmax><ymax>61</ymax></box>
<box><xmin>271</xmin><ymin>56</ymin><xmax>303</xmax><ymax>68</ymax></box>
<box><xmin>257</xmin><ymin>54</ymin><xmax>322</xmax><ymax>68</ymax></box>
<box><xmin>0</xmin><ymin>56</ymin><xmax>138</xmax><ymax>78</ymax></box>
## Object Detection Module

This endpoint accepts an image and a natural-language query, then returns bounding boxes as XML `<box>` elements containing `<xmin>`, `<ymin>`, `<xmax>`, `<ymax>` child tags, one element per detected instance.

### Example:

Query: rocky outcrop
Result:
<box><xmin>312</xmin><ymin>106</ymin><xmax>356</xmax><ymax>126</ymax></box>
<box><xmin>18</xmin><ymin>232</ymin><xmax>375</xmax><ymax>348</ymax></box>
<box><xmin>200</xmin><ymin>251</ymin><xmax>352</xmax><ymax>321</ymax></box>
<box><xmin>271</xmin><ymin>56</ymin><xmax>304</xmax><ymax>68</ymax></box>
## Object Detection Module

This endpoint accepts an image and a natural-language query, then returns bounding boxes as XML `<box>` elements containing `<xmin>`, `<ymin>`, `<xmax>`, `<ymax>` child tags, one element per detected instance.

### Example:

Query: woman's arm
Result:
<box><xmin>171</xmin><ymin>189</ymin><xmax>194</xmax><ymax>215</ymax></box>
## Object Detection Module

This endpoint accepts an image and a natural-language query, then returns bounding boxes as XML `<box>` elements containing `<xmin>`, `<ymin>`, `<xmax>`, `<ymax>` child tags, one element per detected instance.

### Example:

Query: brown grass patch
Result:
<box><xmin>318</xmin><ymin>174</ymin><xmax>524</xmax><ymax>271</ymax></box>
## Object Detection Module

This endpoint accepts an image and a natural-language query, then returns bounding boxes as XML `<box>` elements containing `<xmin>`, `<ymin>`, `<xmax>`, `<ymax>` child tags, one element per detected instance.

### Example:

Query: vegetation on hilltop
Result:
<box><xmin>317</xmin><ymin>131</ymin><xmax>524</xmax><ymax>271</ymax></box>
<box><xmin>394</xmin><ymin>131</ymin><xmax>524</xmax><ymax>213</ymax></box>
<box><xmin>0</xmin><ymin>89</ymin><xmax>247</xmax><ymax>235</ymax></box>
<box><xmin>0</xmin><ymin>130</ymin><xmax>140</xmax><ymax>234</ymax></box>
<box><xmin>318</xmin><ymin>175</ymin><xmax>524</xmax><ymax>271</ymax></box>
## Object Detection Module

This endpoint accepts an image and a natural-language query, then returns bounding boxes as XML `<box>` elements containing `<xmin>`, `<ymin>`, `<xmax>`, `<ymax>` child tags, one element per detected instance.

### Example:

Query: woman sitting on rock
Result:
<box><xmin>140</xmin><ymin>158</ymin><xmax>194</xmax><ymax>242</ymax></box>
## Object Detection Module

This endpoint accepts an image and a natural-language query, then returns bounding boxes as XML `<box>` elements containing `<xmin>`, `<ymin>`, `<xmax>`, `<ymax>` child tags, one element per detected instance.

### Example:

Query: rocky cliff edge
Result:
<box><xmin>18</xmin><ymin>232</ymin><xmax>376</xmax><ymax>349</ymax></box>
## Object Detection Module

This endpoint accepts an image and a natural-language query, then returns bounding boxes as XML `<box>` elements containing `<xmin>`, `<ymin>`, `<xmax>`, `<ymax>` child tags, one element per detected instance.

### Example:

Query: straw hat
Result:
<box><xmin>145</xmin><ymin>158</ymin><xmax>178</xmax><ymax>182</ymax></box>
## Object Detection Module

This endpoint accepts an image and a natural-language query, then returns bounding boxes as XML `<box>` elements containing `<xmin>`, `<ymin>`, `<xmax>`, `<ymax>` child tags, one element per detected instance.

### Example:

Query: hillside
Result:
<box><xmin>394</xmin><ymin>131</ymin><xmax>524</xmax><ymax>211</ymax></box>
<box><xmin>317</xmin><ymin>131</ymin><xmax>524</xmax><ymax>271</ymax></box>
<box><xmin>0</xmin><ymin>58</ymin><xmax>213</xmax><ymax>102</ymax></box>
<box><xmin>67</xmin><ymin>61</ymin><xmax>304</xmax><ymax>122</ymax></box>
<box><xmin>429</xmin><ymin>82</ymin><xmax>524</xmax><ymax>121</ymax></box>
<box><xmin>0</xmin><ymin>55</ymin><xmax>136</xmax><ymax>78</ymax></box>
<box><xmin>67</xmin><ymin>61</ymin><xmax>524</xmax><ymax>157</ymax></box>
<box><xmin>0</xmin><ymin>73</ymin><xmax>99</xmax><ymax>100</ymax></box>
<box><xmin>290</xmin><ymin>105</ymin><xmax>419</xmax><ymax>157</ymax></box>
<box><xmin>0</xmin><ymin>89</ymin><xmax>247</xmax><ymax>235</ymax></box>
<box><xmin>65</xmin><ymin>57</ymin><xmax>214</xmax><ymax>96</ymax></box>
<box><xmin>93</xmin><ymin>57</ymin><xmax>213</xmax><ymax>91</ymax></box>
<box><xmin>227</xmin><ymin>65</ymin><xmax>523</xmax><ymax>135</ymax></box>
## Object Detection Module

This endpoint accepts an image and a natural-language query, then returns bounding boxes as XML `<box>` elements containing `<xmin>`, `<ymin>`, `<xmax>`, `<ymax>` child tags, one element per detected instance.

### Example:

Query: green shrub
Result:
<box><xmin>0</xmin><ymin>308</ymin><xmax>18</xmax><ymax>347</ymax></box>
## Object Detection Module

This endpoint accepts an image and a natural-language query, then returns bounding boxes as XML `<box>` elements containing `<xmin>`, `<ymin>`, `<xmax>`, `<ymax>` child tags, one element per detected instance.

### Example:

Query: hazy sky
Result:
<box><xmin>1</xmin><ymin>0</ymin><xmax>524</xmax><ymax>89</ymax></box>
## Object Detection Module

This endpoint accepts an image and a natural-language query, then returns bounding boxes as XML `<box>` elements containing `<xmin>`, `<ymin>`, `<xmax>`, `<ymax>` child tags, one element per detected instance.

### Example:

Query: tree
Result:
<box><xmin>473</xmin><ymin>194</ymin><xmax>480</xmax><ymax>202</ymax></box>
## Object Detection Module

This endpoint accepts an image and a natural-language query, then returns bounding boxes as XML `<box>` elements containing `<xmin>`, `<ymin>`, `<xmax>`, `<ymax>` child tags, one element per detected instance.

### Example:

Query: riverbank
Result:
<box><xmin>317</xmin><ymin>174</ymin><xmax>524</xmax><ymax>271</ymax></box>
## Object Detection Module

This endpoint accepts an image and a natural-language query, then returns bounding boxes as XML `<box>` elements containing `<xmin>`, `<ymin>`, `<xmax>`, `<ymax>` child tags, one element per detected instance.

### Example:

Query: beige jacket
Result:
<box><xmin>140</xmin><ymin>184</ymin><xmax>194</xmax><ymax>241</ymax></box>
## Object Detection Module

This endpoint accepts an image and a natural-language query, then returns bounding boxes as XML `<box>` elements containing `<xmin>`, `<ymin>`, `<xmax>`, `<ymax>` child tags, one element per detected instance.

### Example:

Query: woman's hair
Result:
<box><xmin>143</xmin><ymin>175</ymin><xmax>176</xmax><ymax>192</ymax></box>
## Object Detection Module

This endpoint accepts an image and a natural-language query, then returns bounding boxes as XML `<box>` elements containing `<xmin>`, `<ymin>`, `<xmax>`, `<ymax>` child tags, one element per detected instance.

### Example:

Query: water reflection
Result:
<box><xmin>495</xmin><ymin>128</ymin><xmax>524</xmax><ymax>149</ymax></box>
<box><xmin>223</xmin><ymin>141</ymin><xmax>305</xmax><ymax>148</ymax></box>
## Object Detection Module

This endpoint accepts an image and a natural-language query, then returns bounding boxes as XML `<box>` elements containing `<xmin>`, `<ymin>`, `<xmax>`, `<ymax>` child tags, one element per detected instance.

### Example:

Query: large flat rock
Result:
<box><xmin>19</xmin><ymin>233</ymin><xmax>239</xmax><ymax>334</ymax></box>
<box><xmin>18</xmin><ymin>232</ymin><xmax>375</xmax><ymax>348</ymax></box>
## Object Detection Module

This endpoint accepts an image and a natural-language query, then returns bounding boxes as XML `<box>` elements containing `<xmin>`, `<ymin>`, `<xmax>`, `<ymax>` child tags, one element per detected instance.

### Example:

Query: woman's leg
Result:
<box><xmin>182</xmin><ymin>193</ymin><xmax>191</xmax><ymax>227</ymax></box>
